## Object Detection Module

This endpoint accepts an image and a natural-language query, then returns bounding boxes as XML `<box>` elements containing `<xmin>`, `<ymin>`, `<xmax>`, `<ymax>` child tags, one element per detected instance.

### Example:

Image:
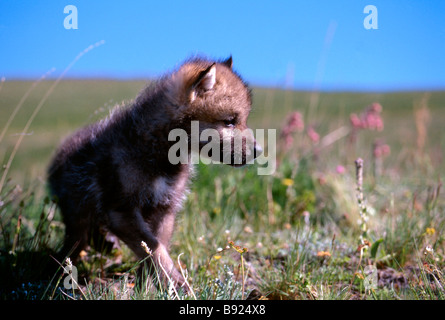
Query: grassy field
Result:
<box><xmin>0</xmin><ymin>79</ymin><xmax>444</xmax><ymax>300</ymax></box>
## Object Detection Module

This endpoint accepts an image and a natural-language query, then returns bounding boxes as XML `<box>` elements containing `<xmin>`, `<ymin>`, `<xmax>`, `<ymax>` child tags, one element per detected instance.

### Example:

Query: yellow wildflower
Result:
<box><xmin>316</xmin><ymin>251</ymin><xmax>331</xmax><ymax>257</ymax></box>
<box><xmin>282</xmin><ymin>178</ymin><xmax>294</xmax><ymax>187</ymax></box>
<box><xmin>426</xmin><ymin>227</ymin><xmax>436</xmax><ymax>236</ymax></box>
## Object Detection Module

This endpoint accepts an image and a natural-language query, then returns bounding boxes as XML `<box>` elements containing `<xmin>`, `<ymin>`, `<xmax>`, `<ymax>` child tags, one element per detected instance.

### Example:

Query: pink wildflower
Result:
<box><xmin>349</xmin><ymin>103</ymin><xmax>384</xmax><ymax>132</ymax></box>
<box><xmin>307</xmin><ymin>126</ymin><xmax>320</xmax><ymax>143</ymax></box>
<box><xmin>373</xmin><ymin>139</ymin><xmax>391</xmax><ymax>158</ymax></box>
<box><xmin>350</xmin><ymin>113</ymin><xmax>362</xmax><ymax>129</ymax></box>
<box><xmin>336</xmin><ymin>165</ymin><xmax>346</xmax><ymax>174</ymax></box>
<box><xmin>281</xmin><ymin>111</ymin><xmax>305</xmax><ymax>150</ymax></box>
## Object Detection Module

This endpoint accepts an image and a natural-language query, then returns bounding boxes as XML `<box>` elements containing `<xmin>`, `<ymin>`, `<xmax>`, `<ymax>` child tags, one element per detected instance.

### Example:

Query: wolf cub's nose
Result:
<box><xmin>254</xmin><ymin>143</ymin><xmax>263</xmax><ymax>158</ymax></box>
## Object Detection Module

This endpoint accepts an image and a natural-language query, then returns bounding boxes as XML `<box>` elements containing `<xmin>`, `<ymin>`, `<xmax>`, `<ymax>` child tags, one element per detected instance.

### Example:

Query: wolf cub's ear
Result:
<box><xmin>193</xmin><ymin>63</ymin><xmax>216</xmax><ymax>92</ymax></box>
<box><xmin>222</xmin><ymin>56</ymin><xmax>233</xmax><ymax>69</ymax></box>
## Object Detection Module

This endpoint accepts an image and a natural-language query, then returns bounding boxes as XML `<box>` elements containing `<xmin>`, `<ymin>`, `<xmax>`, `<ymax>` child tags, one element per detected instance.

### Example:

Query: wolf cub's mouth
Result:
<box><xmin>218</xmin><ymin>141</ymin><xmax>263</xmax><ymax>167</ymax></box>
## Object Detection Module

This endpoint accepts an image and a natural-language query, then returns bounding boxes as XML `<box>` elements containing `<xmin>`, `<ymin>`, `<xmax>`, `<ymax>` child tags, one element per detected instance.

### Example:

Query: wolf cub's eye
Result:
<box><xmin>223</xmin><ymin>117</ymin><xmax>236</xmax><ymax>127</ymax></box>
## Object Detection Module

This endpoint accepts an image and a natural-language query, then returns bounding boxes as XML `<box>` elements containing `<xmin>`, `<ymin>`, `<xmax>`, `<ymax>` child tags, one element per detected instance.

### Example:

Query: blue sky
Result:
<box><xmin>0</xmin><ymin>0</ymin><xmax>444</xmax><ymax>91</ymax></box>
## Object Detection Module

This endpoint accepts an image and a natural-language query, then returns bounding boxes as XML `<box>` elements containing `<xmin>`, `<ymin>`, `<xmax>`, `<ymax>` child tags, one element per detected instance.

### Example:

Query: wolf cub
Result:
<box><xmin>48</xmin><ymin>56</ymin><xmax>261</xmax><ymax>289</ymax></box>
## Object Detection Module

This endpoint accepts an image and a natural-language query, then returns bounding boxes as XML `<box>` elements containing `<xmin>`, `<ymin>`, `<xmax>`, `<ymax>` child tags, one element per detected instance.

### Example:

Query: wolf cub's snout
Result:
<box><xmin>48</xmin><ymin>56</ymin><xmax>258</xmax><ymax>290</ymax></box>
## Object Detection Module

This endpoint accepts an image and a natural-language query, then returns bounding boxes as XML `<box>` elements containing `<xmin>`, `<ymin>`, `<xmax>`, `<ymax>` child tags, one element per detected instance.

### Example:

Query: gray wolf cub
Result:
<box><xmin>48</xmin><ymin>56</ymin><xmax>261</xmax><ymax>289</ymax></box>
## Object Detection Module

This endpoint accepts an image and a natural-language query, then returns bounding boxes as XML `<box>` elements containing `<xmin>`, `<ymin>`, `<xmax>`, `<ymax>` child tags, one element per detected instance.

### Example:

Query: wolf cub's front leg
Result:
<box><xmin>108</xmin><ymin>209</ymin><xmax>185</xmax><ymax>289</ymax></box>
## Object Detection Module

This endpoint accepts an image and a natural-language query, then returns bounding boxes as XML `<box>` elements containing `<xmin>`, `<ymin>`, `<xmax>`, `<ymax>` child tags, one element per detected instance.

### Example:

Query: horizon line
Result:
<box><xmin>2</xmin><ymin>76</ymin><xmax>444</xmax><ymax>93</ymax></box>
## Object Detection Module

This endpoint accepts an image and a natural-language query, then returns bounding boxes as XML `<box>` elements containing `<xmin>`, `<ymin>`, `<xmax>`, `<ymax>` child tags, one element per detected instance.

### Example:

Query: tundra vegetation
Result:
<box><xmin>0</xmin><ymin>78</ymin><xmax>444</xmax><ymax>300</ymax></box>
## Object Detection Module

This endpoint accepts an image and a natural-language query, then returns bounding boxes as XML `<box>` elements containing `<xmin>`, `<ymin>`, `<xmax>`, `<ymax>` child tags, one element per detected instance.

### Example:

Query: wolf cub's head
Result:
<box><xmin>166</xmin><ymin>56</ymin><xmax>262</xmax><ymax>166</ymax></box>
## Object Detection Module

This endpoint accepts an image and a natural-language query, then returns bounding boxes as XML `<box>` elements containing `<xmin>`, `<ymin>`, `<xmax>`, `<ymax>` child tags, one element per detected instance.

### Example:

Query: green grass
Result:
<box><xmin>0</xmin><ymin>79</ymin><xmax>444</xmax><ymax>300</ymax></box>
